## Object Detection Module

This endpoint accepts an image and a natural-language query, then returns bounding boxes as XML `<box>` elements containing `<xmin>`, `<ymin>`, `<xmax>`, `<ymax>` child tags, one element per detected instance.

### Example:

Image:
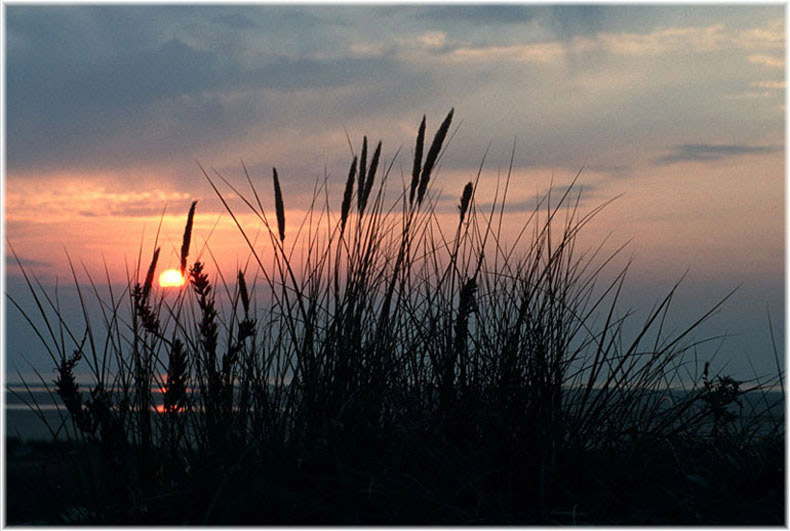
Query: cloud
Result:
<box><xmin>653</xmin><ymin>143</ymin><xmax>781</xmax><ymax>165</ymax></box>
<box><xmin>6</xmin><ymin>255</ymin><xmax>53</xmax><ymax>268</ymax></box>
<box><xmin>727</xmin><ymin>91</ymin><xmax>775</xmax><ymax>100</ymax></box>
<box><xmin>600</xmin><ymin>24</ymin><xmax>726</xmax><ymax>55</ymax></box>
<box><xmin>425</xmin><ymin>21</ymin><xmax>781</xmax><ymax>67</ymax></box>
<box><xmin>212</xmin><ymin>13</ymin><xmax>257</xmax><ymax>29</ymax></box>
<box><xmin>5</xmin><ymin>5</ymin><xmax>785</xmax><ymax>189</ymax></box>
<box><xmin>542</xmin><ymin>6</ymin><xmax>609</xmax><ymax>40</ymax></box>
<box><xmin>7</xmin><ymin>38</ymin><xmax>226</xmax><ymax>171</ymax></box>
<box><xmin>446</xmin><ymin>41</ymin><xmax>567</xmax><ymax>64</ymax></box>
<box><xmin>6</xmin><ymin>34</ymin><xmax>412</xmax><ymax>173</ymax></box>
<box><xmin>417</xmin><ymin>31</ymin><xmax>447</xmax><ymax>49</ymax></box>
<box><xmin>586</xmin><ymin>164</ymin><xmax>633</xmax><ymax>179</ymax></box>
<box><xmin>434</xmin><ymin>180</ymin><xmax>600</xmax><ymax>215</ymax></box>
<box><xmin>735</xmin><ymin>20</ymin><xmax>784</xmax><ymax>50</ymax></box>
<box><xmin>748</xmin><ymin>54</ymin><xmax>784</xmax><ymax>68</ymax></box>
<box><xmin>6</xmin><ymin>180</ymin><xmax>195</xmax><ymax>222</ymax></box>
<box><xmin>410</xmin><ymin>5</ymin><xmax>609</xmax><ymax>41</ymax></box>
<box><xmin>599</xmin><ymin>20</ymin><xmax>781</xmax><ymax>57</ymax></box>
<box><xmin>413</xmin><ymin>6</ymin><xmax>537</xmax><ymax>26</ymax></box>
<box><xmin>476</xmin><ymin>185</ymin><xmax>600</xmax><ymax>214</ymax></box>
<box><xmin>751</xmin><ymin>80</ymin><xmax>786</xmax><ymax>89</ymax></box>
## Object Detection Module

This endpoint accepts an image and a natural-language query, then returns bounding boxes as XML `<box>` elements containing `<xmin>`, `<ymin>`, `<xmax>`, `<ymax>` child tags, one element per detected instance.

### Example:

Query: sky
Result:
<box><xmin>3</xmin><ymin>4</ymin><xmax>785</xmax><ymax>381</ymax></box>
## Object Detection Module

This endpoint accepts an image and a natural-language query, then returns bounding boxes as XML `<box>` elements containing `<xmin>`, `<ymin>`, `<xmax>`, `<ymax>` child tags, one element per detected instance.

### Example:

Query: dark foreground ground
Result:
<box><xmin>6</xmin><ymin>432</ymin><xmax>784</xmax><ymax>525</ymax></box>
<box><xmin>6</xmin><ymin>438</ymin><xmax>84</xmax><ymax>525</ymax></box>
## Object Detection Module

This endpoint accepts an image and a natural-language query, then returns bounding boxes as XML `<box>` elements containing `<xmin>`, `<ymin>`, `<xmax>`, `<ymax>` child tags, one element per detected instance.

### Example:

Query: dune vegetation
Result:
<box><xmin>7</xmin><ymin>110</ymin><xmax>784</xmax><ymax>524</ymax></box>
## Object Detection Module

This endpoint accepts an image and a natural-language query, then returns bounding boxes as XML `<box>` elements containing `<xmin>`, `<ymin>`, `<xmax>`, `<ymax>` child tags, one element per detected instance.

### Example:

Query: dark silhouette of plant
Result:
<box><xmin>7</xmin><ymin>112</ymin><xmax>783</xmax><ymax>525</ymax></box>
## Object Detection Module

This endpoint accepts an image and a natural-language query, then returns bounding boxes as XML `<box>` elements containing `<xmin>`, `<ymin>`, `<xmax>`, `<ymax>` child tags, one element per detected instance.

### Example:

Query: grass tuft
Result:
<box><xmin>7</xmin><ymin>110</ymin><xmax>783</xmax><ymax>525</ymax></box>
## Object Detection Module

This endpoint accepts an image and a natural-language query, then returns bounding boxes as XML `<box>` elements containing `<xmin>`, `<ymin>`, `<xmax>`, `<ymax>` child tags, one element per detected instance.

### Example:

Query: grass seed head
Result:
<box><xmin>459</xmin><ymin>181</ymin><xmax>473</xmax><ymax>224</ymax></box>
<box><xmin>164</xmin><ymin>338</ymin><xmax>188</xmax><ymax>412</ymax></box>
<box><xmin>142</xmin><ymin>247</ymin><xmax>160</xmax><ymax>303</ymax></box>
<box><xmin>418</xmin><ymin>108</ymin><xmax>454</xmax><ymax>205</ymax></box>
<box><xmin>55</xmin><ymin>349</ymin><xmax>95</xmax><ymax>434</ymax></box>
<box><xmin>410</xmin><ymin>115</ymin><xmax>426</xmax><ymax>205</ymax></box>
<box><xmin>341</xmin><ymin>156</ymin><xmax>357</xmax><ymax>235</ymax></box>
<box><xmin>238</xmin><ymin>269</ymin><xmax>250</xmax><ymax>316</ymax></box>
<box><xmin>273</xmin><ymin>167</ymin><xmax>286</xmax><ymax>242</ymax></box>
<box><xmin>180</xmin><ymin>200</ymin><xmax>198</xmax><ymax>277</ymax></box>
<box><xmin>358</xmin><ymin>136</ymin><xmax>368</xmax><ymax>212</ymax></box>
<box><xmin>361</xmin><ymin>140</ymin><xmax>381</xmax><ymax>214</ymax></box>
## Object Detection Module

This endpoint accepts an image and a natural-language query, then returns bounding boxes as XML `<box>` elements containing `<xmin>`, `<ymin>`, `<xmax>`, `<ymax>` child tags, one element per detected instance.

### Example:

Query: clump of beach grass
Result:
<box><xmin>6</xmin><ymin>110</ymin><xmax>784</xmax><ymax>525</ymax></box>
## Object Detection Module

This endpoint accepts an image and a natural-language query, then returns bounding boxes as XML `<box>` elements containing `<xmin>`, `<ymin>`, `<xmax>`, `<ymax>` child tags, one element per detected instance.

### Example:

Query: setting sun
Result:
<box><xmin>159</xmin><ymin>269</ymin><xmax>185</xmax><ymax>288</ymax></box>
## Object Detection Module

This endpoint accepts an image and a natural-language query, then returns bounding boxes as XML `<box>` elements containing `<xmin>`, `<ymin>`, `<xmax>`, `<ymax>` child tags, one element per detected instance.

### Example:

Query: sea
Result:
<box><xmin>5</xmin><ymin>382</ymin><xmax>785</xmax><ymax>442</ymax></box>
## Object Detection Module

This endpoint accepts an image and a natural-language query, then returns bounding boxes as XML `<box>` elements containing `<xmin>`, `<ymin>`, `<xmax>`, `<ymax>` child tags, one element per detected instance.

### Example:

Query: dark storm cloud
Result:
<box><xmin>653</xmin><ymin>144</ymin><xmax>781</xmax><ymax>165</ymax></box>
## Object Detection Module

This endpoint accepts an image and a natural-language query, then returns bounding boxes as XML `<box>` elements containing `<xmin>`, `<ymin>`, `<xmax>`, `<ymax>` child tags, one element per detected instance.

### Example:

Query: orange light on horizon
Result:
<box><xmin>155</xmin><ymin>404</ymin><xmax>184</xmax><ymax>414</ymax></box>
<box><xmin>159</xmin><ymin>269</ymin><xmax>185</xmax><ymax>288</ymax></box>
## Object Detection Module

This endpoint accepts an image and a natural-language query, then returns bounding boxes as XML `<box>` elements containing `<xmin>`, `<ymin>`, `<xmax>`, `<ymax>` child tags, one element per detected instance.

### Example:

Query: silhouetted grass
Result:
<box><xmin>6</xmin><ymin>110</ymin><xmax>784</xmax><ymax>524</ymax></box>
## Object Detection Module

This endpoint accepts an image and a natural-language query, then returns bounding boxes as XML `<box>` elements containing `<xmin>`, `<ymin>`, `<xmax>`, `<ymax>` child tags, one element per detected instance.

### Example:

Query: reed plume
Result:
<box><xmin>190</xmin><ymin>261</ymin><xmax>218</xmax><ymax>358</ymax></box>
<box><xmin>458</xmin><ymin>181</ymin><xmax>473</xmax><ymax>224</ymax></box>
<box><xmin>190</xmin><ymin>260</ymin><xmax>221</xmax><ymax>443</ymax></box>
<box><xmin>417</xmin><ymin>108</ymin><xmax>454</xmax><ymax>205</ymax></box>
<box><xmin>136</xmin><ymin>246</ymin><xmax>161</xmax><ymax>335</ymax></box>
<box><xmin>180</xmin><ymin>200</ymin><xmax>198</xmax><ymax>277</ymax></box>
<box><xmin>454</xmin><ymin>277</ymin><xmax>477</xmax><ymax>388</ymax></box>
<box><xmin>409</xmin><ymin>115</ymin><xmax>426</xmax><ymax>205</ymax></box>
<box><xmin>142</xmin><ymin>247</ymin><xmax>160</xmax><ymax>303</ymax></box>
<box><xmin>272</xmin><ymin>167</ymin><xmax>286</xmax><ymax>242</ymax></box>
<box><xmin>164</xmin><ymin>338</ymin><xmax>188</xmax><ymax>413</ymax></box>
<box><xmin>340</xmin><ymin>156</ymin><xmax>357</xmax><ymax>235</ymax></box>
<box><xmin>55</xmin><ymin>348</ymin><xmax>95</xmax><ymax>434</ymax></box>
<box><xmin>235</xmin><ymin>270</ymin><xmax>256</xmax><ymax>345</ymax></box>
<box><xmin>358</xmin><ymin>136</ymin><xmax>368</xmax><ymax>212</ymax></box>
<box><xmin>238</xmin><ymin>269</ymin><xmax>250</xmax><ymax>316</ymax></box>
<box><xmin>360</xmin><ymin>140</ymin><xmax>381</xmax><ymax>214</ymax></box>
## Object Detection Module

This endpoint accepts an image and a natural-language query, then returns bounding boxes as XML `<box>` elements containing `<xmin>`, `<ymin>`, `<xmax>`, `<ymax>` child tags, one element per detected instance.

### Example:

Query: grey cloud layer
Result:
<box><xmin>654</xmin><ymin>144</ymin><xmax>781</xmax><ymax>165</ymax></box>
<box><xmin>7</xmin><ymin>26</ymin><xmax>411</xmax><ymax>172</ymax></box>
<box><xmin>5</xmin><ymin>5</ymin><xmax>784</xmax><ymax>180</ymax></box>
